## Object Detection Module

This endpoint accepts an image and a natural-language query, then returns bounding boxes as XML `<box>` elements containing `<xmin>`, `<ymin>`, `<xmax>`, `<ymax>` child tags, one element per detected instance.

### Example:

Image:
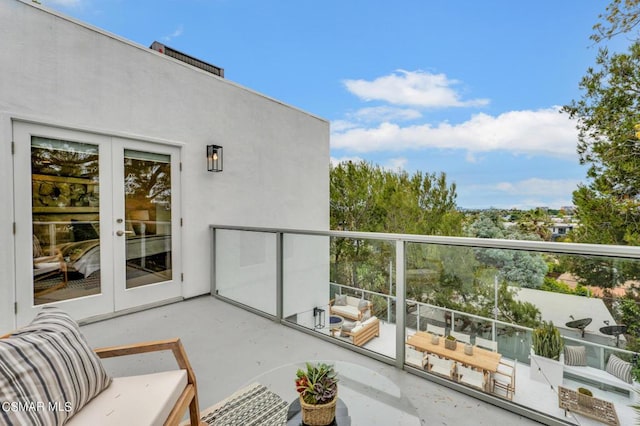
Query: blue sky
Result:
<box><xmin>40</xmin><ymin>0</ymin><xmax>624</xmax><ymax>210</ymax></box>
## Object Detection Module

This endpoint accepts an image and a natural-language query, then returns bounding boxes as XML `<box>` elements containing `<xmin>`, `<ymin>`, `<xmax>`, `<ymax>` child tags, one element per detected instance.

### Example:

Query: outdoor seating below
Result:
<box><xmin>330</xmin><ymin>295</ymin><xmax>372</xmax><ymax>321</ymax></box>
<box><xmin>406</xmin><ymin>346</ymin><xmax>428</xmax><ymax>369</ymax></box>
<box><xmin>426</xmin><ymin>323</ymin><xmax>446</xmax><ymax>336</ymax></box>
<box><xmin>450</xmin><ymin>330</ymin><xmax>471</xmax><ymax>344</ymax></box>
<box><xmin>474</xmin><ymin>336</ymin><xmax>498</xmax><ymax>352</ymax></box>
<box><xmin>562</xmin><ymin>346</ymin><xmax>637</xmax><ymax>399</ymax></box>
<box><xmin>426</xmin><ymin>355</ymin><xmax>456</xmax><ymax>379</ymax></box>
<box><xmin>457</xmin><ymin>365</ymin><xmax>487</xmax><ymax>391</ymax></box>
<box><xmin>344</xmin><ymin>316</ymin><xmax>380</xmax><ymax>346</ymax></box>
<box><xmin>493</xmin><ymin>359</ymin><xmax>516</xmax><ymax>400</ymax></box>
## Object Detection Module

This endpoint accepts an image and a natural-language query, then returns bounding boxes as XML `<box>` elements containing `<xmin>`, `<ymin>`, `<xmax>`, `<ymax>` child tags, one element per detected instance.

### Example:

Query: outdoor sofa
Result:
<box><xmin>329</xmin><ymin>294</ymin><xmax>372</xmax><ymax>321</ymax></box>
<box><xmin>0</xmin><ymin>307</ymin><xmax>204</xmax><ymax>425</ymax></box>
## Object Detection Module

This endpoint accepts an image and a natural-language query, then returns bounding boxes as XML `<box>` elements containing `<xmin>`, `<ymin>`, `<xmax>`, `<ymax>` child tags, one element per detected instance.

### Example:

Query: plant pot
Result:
<box><xmin>444</xmin><ymin>339</ymin><xmax>457</xmax><ymax>350</ymax></box>
<box><xmin>431</xmin><ymin>335</ymin><xmax>440</xmax><ymax>345</ymax></box>
<box><xmin>464</xmin><ymin>343</ymin><xmax>473</xmax><ymax>355</ymax></box>
<box><xmin>300</xmin><ymin>394</ymin><xmax>337</xmax><ymax>426</ymax></box>
<box><xmin>577</xmin><ymin>392</ymin><xmax>593</xmax><ymax>408</ymax></box>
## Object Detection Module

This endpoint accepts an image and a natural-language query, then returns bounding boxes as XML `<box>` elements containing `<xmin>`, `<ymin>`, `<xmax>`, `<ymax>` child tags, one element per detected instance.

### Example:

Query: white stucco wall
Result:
<box><xmin>0</xmin><ymin>1</ymin><xmax>329</xmax><ymax>330</ymax></box>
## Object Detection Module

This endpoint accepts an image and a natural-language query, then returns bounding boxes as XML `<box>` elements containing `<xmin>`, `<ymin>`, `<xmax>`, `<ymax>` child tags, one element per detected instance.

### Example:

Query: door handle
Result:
<box><xmin>116</xmin><ymin>230</ymin><xmax>134</xmax><ymax>236</ymax></box>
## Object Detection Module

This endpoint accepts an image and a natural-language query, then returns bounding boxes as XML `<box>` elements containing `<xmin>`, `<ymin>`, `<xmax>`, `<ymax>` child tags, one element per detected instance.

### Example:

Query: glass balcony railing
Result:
<box><xmin>210</xmin><ymin>225</ymin><xmax>640</xmax><ymax>425</ymax></box>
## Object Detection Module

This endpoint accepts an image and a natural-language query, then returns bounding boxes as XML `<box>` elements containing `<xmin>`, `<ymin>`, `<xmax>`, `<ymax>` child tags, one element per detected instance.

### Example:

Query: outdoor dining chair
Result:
<box><xmin>474</xmin><ymin>336</ymin><xmax>498</xmax><ymax>352</ymax></box>
<box><xmin>493</xmin><ymin>358</ymin><xmax>516</xmax><ymax>400</ymax></box>
<box><xmin>427</xmin><ymin>323</ymin><xmax>446</xmax><ymax>336</ymax></box>
<box><xmin>457</xmin><ymin>365</ymin><xmax>486</xmax><ymax>391</ymax></box>
<box><xmin>426</xmin><ymin>355</ymin><xmax>456</xmax><ymax>379</ymax></box>
<box><xmin>450</xmin><ymin>330</ymin><xmax>471</xmax><ymax>344</ymax></box>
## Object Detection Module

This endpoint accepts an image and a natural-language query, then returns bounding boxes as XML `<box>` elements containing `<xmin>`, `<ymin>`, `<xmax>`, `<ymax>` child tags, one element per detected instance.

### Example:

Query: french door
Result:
<box><xmin>14</xmin><ymin>122</ymin><xmax>182</xmax><ymax>325</ymax></box>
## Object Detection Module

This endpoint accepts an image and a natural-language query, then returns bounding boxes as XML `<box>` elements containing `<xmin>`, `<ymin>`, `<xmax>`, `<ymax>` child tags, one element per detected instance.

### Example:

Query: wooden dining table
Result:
<box><xmin>407</xmin><ymin>331</ymin><xmax>502</xmax><ymax>375</ymax></box>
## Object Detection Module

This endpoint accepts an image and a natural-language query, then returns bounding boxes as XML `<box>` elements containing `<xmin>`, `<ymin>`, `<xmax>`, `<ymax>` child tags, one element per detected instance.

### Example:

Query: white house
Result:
<box><xmin>0</xmin><ymin>0</ymin><xmax>329</xmax><ymax>331</ymax></box>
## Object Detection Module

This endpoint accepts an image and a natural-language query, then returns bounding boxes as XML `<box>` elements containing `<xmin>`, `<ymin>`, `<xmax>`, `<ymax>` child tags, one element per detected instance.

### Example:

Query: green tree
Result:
<box><xmin>330</xmin><ymin>161</ymin><xmax>462</xmax><ymax>235</ymax></box>
<box><xmin>591</xmin><ymin>0</ymin><xmax>640</xmax><ymax>43</ymax></box>
<box><xmin>467</xmin><ymin>210</ymin><xmax>548</xmax><ymax>289</ymax></box>
<box><xmin>562</xmin><ymin>40</ymin><xmax>640</xmax><ymax>286</ymax></box>
<box><xmin>329</xmin><ymin>161</ymin><xmax>463</xmax><ymax>293</ymax></box>
<box><xmin>516</xmin><ymin>208</ymin><xmax>552</xmax><ymax>241</ymax></box>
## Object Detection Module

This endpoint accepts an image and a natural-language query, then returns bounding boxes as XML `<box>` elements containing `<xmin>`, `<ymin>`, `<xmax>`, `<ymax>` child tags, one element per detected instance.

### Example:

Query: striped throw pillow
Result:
<box><xmin>606</xmin><ymin>354</ymin><xmax>633</xmax><ymax>384</ymax></box>
<box><xmin>0</xmin><ymin>307</ymin><xmax>111</xmax><ymax>425</ymax></box>
<box><xmin>564</xmin><ymin>345</ymin><xmax>587</xmax><ymax>366</ymax></box>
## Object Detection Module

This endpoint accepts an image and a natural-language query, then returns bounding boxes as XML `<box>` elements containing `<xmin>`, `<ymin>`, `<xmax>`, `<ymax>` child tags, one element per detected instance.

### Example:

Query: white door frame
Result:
<box><xmin>112</xmin><ymin>137</ymin><xmax>182</xmax><ymax>311</ymax></box>
<box><xmin>13</xmin><ymin>122</ymin><xmax>182</xmax><ymax>325</ymax></box>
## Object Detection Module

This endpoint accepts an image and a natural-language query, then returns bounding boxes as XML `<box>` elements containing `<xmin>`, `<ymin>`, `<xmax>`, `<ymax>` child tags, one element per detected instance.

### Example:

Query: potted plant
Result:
<box><xmin>295</xmin><ymin>362</ymin><xmax>339</xmax><ymax>426</ymax></box>
<box><xmin>577</xmin><ymin>387</ymin><xmax>593</xmax><ymax>408</ymax></box>
<box><xmin>530</xmin><ymin>321</ymin><xmax>565</xmax><ymax>387</ymax></box>
<box><xmin>444</xmin><ymin>335</ymin><xmax>457</xmax><ymax>350</ymax></box>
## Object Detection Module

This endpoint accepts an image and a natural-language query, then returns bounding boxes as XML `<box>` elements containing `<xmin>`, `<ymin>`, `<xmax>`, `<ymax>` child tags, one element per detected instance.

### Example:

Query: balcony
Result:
<box><xmin>208</xmin><ymin>225</ymin><xmax>640</xmax><ymax>425</ymax></box>
<box><xmin>79</xmin><ymin>295</ymin><xmax>541</xmax><ymax>425</ymax></box>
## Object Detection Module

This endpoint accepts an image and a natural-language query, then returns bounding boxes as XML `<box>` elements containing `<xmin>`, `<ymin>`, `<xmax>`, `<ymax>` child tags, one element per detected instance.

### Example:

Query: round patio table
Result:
<box><xmin>329</xmin><ymin>315</ymin><xmax>344</xmax><ymax>336</ymax></box>
<box><xmin>246</xmin><ymin>360</ymin><xmax>421</xmax><ymax>426</ymax></box>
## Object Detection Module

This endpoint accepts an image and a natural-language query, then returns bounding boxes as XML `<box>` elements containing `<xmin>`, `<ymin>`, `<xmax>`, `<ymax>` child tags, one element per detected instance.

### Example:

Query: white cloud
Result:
<box><xmin>331</xmin><ymin>106</ymin><xmax>578</xmax><ymax>159</ymax></box>
<box><xmin>461</xmin><ymin>178</ymin><xmax>581</xmax><ymax>209</ymax></box>
<box><xmin>163</xmin><ymin>25</ymin><xmax>184</xmax><ymax>42</ymax></box>
<box><xmin>384</xmin><ymin>157</ymin><xmax>408</xmax><ymax>171</ymax></box>
<box><xmin>331</xmin><ymin>120</ymin><xmax>359</xmax><ymax>133</ymax></box>
<box><xmin>491</xmin><ymin>178</ymin><xmax>581</xmax><ymax>197</ymax></box>
<box><xmin>343</xmin><ymin>70</ymin><xmax>489</xmax><ymax>108</ymax></box>
<box><xmin>349</xmin><ymin>106</ymin><xmax>422</xmax><ymax>123</ymax></box>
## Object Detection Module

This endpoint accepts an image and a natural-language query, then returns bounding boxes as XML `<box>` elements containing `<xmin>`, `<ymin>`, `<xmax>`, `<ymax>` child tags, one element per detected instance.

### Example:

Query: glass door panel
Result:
<box><xmin>15</xmin><ymin>122</ymin><xmax>181</xmax><ymax>325</ymax></box>
<box><xmin>123</xmin><ymin>149</ymin><xmax>172</xmax><ymax>289</ymax></box>
<box><xmin>112</xmin><ymin>138</ymin><xmax>181</xmax><ymax>311</ymax></box>
<box><xmin>31</xmin><ymin>137</ymin><xmax>101</xmax><ymax>305</ymax></box>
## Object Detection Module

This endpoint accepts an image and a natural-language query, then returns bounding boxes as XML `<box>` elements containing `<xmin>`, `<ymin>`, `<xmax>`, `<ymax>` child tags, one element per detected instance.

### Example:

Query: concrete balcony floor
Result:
<box><xmin>80</xmin><ymin>295</ymin><xmax>541</xmax><ymax>425</ymax></box>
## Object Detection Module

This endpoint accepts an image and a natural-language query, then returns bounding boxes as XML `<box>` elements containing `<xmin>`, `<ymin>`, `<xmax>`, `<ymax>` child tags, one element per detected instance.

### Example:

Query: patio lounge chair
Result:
<box><xmin>0</xmin><ymin>307</ymin><xmax>204</xmax><ymax>425</ymax></box>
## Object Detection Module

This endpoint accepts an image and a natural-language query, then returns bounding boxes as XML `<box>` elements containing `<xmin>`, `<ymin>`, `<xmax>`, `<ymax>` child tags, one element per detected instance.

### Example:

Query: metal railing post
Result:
<box><xmin>276</xmin><ymin>232</ymin><xmax>283</xmax><ymax>321</ymax></box>
<box><xmin>395</xmin><ymin>239</ymin><xmax>406</xmax><ymax>369</ymax></box>
<box><xmin>210</xmin><ymin>227</ymin><xmax>217</xmax><ymax>295</ymax></box>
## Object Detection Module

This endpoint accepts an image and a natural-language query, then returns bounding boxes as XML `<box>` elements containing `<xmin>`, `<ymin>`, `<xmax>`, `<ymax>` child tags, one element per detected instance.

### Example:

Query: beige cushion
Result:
<box><xmin>345</xmin><ymin>296</ymin><xmax>360</xmax><ymax>306</ymax></box>
<box><xmin>362</xmin><ymin>316</ymin><xmax>378</xmax><ymax>326</ymax></box>
<box><xmin>334</xmin><ymin>294</ymin><xmax>347</xmax><ymax>306</ymax></box>
<box><xmin>67</xmin><ymin>370</ymin><xmax>187</xmax><ymax>426</ymax></box>
<box><xmin>330</xmin><ymin>305</ymin><xmax>360</xmax><ymax>318</ymax></box>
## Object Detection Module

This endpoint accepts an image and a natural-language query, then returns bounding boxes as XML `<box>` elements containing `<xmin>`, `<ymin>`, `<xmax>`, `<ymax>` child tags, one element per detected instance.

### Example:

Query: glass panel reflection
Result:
<box><xmin>31</xmin><ymin>137</ymin><xmax>100</xmax><ymax>304</ymax></box>
<box><xmin>124</xmin><ymin>149</ymin><xmax>172</xmax><ymax>288</ymax></box>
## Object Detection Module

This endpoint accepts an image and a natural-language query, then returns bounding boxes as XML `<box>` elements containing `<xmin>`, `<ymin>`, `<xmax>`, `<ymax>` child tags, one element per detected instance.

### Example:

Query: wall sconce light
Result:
<box><xmin>313</xmin><ymin>307</ymin><xmax>325</xmax><ymax>329</ymax></box>
<box><xmin>207</xmin><ymin>144</ymin><xmax>223</xmax><ymax>172</ymax></box>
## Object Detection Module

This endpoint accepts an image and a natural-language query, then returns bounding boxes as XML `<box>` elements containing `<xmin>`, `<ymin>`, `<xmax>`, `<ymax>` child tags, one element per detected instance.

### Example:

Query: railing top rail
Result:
<box><xmin>210</xmin><ymin>224</ymin><xmax>640</xmax><ymax>259</ymax></box>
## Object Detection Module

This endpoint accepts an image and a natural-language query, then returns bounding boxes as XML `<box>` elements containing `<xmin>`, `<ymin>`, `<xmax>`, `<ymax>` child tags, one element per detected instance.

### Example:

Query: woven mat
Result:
<box><xmin>185</xmin><ymin>383</ymin><xmax>288</xmax><ymax>426</ymax></box>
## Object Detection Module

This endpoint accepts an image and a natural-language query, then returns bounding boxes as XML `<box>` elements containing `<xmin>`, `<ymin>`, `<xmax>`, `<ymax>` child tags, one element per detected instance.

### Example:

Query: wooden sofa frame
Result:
<box><xmin>1</xmin><ymin>333</ymin><xmax>203</xmax><ymax>426</ymax></box>
<box><xmin>329</xmin><ymin>296</ymin><xmax>373</xmax><ymax>321</ymax></box>
<box><xmin>345</xmin><ymin>317</ymin><xmax>380</xmax><ymax>347</ymax></box>
<box><xmin>94</xmin><ymin>338</ymin><xmax>203</xmax><ymax>426</ymax></box>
